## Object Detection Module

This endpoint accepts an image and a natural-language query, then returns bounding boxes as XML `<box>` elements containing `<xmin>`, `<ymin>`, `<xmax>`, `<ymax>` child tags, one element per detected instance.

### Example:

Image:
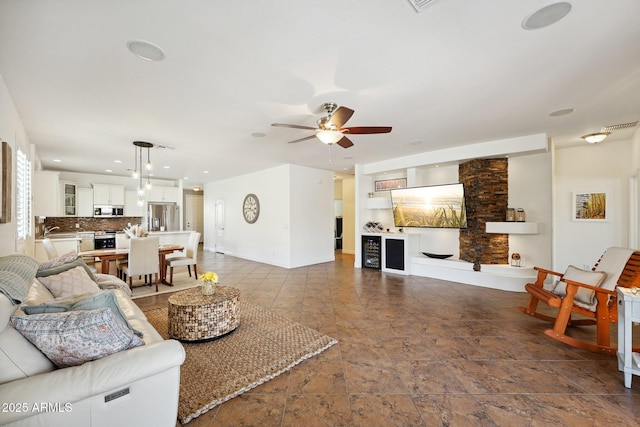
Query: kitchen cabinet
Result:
<box><xmin>93</xmin><ymin>184</ymin><xmax>125</xmax><ymax>205</ymax></box>
<box><xmin>77</xmin><ymin>187</ymin><xmax>94</xmax><ymax>217</ymax></box>
<box><xmin>33</xmin><ymin>171</ymin><xmax>60</xmax><ymax>217</ymax></box>
<box><xmin>148</xmin><ymin>186</ymin><xmax>180</xmax><ymax>203</ymax></box>
<box><xmin>60</xmin><ymin>181</ymin><xmax>77</xmax><ymax>216</ymax></box>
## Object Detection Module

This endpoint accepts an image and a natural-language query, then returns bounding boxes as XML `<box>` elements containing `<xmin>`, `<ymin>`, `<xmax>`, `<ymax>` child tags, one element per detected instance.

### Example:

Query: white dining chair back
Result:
<box><xmin>166</xmin><ymin>232</ymin><xmax>200</xmax><ymax>285</ymax></box>
<box><xmin>42</xmin><ymin>238</ymin><xmax>59</xmax><ymax>260</ymax></box>
<box><xmin>122</xmin><ymin>236</ymin><xmax>160</xmax><ymax>291</ymax></box>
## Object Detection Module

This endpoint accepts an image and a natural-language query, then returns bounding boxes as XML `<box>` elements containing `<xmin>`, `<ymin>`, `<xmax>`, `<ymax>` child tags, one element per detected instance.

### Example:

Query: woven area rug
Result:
<box><xmin>144</xmin><ymin>302</ymin><xmax>337</xmax><ymax>424</ymax></box>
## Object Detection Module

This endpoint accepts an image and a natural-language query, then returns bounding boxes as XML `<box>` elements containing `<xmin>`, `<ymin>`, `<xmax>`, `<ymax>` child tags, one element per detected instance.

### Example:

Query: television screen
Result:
<box><xmin>390</xmin><ymin>183</ymin><xmax>467</xmax><ymax>228</ymax></box>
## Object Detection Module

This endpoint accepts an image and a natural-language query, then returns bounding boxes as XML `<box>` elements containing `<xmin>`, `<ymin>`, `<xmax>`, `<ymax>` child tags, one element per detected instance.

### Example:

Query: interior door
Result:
<box><xmin>185</xmin><ymin>194</ymin><xmax>204</xmax><ymax>241</ymax></box>
<box><xmin>215</xmin><ymin>199</ymin><xmax>225</xmax><ymax>253</ymax></box>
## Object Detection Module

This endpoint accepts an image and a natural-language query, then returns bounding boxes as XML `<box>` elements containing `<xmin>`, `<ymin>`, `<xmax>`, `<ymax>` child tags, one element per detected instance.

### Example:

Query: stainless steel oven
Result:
<box><xmin>94</xmin><ymin>232</ymin><xmax>116</xmax><ymax>249</ymax></box>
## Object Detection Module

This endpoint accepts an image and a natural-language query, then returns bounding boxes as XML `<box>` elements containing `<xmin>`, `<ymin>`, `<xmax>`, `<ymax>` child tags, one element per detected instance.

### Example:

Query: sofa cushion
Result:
<box><xmin>11</xmin><ymin>307</ymin><xmax>144</xmax><ymax>368</ymax></box>
<box><xmin>37</xmin><ymin>266</ymin><xmax>101</xmax><ymax>299</ymax></box>
<box><xmin>553</xmin><ymin>265</ymin><xmax>607</xmax><ymax>305</ymax></box>
<box><xmin>36</xmin><ymin>256</ymin><xmax>97</xmax><ymax>282</ymax></box>
<box><xmin>0</xmin><ymin>254</ymin><xmax>40</xmax><ymax>304</ymax></box>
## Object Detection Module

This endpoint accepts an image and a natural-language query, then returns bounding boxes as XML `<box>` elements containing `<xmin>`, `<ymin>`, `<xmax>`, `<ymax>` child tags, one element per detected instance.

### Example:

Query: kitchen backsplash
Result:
<box><xmin>37</xmin><ymin>217</ymin><xmax>143</xmax><ymax>238</ymax></box>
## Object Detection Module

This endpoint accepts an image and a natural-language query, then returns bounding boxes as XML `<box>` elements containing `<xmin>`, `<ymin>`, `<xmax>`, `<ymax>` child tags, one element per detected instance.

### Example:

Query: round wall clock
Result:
<box><xmin>242</xmin><ymin>193</ymin><xmax>260</xmax><ymax>224</ymax></box>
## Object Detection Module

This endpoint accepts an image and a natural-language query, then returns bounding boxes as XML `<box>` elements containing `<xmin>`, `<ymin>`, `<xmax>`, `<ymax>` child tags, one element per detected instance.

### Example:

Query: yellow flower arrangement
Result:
<box><xmin>199</xmin><ymin>271</ymin><xmax>219</xmax><ymax>295</ymax></box>
<box><xmin>199</xmin><ymin>271</ymin><xmax>219</xmax><ymax>283</ymax></box>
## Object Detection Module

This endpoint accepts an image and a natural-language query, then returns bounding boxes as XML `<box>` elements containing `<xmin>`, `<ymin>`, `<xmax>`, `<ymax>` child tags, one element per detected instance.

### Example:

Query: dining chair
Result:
<box><xmin>121</xmin><ymin>236</ymin><xmax>160</xmax><ymax>291</ymax></box>
<box><xmin>115</xmin><ymin>233</ymin><xmax>130</xmax><ymax>279</ymax></box>
<box><xmin>165</xmin><ymin>232</ymin><xmax>201</xmax><ymax>285</ymax></box>
<box><xmin>41</xmin><ymin>238</ymin><xmax>59</xmax><ymax>260</ymax></box>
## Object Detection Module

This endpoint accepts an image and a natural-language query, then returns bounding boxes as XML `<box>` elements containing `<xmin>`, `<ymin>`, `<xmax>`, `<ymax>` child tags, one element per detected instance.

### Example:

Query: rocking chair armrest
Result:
<box><xmin>561</xmin><ymin>278</ymin><xmax>617</xmax><ymax>296</ymax></box>
<box><xmin>534</xmin><ymin>266</ymin><xmax>564</xmax><ymax>277</ymax></box>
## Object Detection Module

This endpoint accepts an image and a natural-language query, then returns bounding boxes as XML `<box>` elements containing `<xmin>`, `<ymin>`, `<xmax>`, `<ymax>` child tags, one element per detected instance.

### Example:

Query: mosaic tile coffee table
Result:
<box><xmin>167</xmin><ymin>286</ymin><xmax>240</xmax><ymax>341</ymax></box>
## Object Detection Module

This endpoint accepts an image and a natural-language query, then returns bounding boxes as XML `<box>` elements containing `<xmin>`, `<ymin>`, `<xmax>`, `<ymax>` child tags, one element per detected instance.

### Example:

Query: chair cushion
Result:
<box><xmin>37</xmin><ymin>266</ymin><xmax>101</xmax><ymax>299</ymax></box>
<box><xmin>553</xmin><ymin>265</ymin><xmax>607</xmax><ymax>305</ymax></box>
<box><xmin>11</xmin><ymin>307</ymin><xmax>144</xmax><ymax>368</ymax></box>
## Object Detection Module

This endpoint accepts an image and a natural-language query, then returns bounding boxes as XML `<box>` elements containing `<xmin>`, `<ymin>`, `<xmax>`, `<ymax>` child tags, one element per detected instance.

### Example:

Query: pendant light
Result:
<box><xmin>133</xmin><ymin>141</ymin><xmax>153</xmax><ymax>205</ymax></box>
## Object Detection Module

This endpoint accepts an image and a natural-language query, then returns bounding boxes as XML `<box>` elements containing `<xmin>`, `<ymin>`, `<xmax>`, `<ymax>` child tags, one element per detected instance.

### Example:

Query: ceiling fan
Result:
<box><xmin>271</xmin><ymin>102</ymin><xmax>392</xmax><ymax>148</ymax></box>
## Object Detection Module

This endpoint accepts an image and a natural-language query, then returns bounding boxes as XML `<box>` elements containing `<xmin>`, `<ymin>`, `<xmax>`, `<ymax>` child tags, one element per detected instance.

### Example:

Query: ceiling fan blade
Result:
<box><xmin>336</xmin><ymin>135</ymin><xmax>354</xmax><ymax>148</ymax></box>
<box><xmin>342</xmin><ymin>126</ymin><xmax>392</xmax><ymax>134</ymax></box>
<box><xmin>328</xmin><ymin>107</ymin><xmax>355</xmax><ymax>128</ymax></box>
<box><xmin>271</xmin><ymin>123</ymin><xmax>317</xmax><ymax>131</ymax></box>
<box><xmin>287</xmin><ymin>135</ymin><xmax>317</xmax><ymax>144</ymax></box>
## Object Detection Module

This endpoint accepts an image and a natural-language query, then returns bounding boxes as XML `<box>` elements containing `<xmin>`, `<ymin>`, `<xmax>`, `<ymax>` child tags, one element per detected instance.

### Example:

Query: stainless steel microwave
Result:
<box><xmin>94</xmin><ymin>205</ymin><xmax>124</xmax><ymax>217</ymax></box>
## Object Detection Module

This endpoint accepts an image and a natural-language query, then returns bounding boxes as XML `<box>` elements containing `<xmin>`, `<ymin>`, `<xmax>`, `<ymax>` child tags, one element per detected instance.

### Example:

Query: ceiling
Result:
<box><xmin>0</xmin><ymin>1</ymin><xmax>638</xmax><ymax>188</ymax></box>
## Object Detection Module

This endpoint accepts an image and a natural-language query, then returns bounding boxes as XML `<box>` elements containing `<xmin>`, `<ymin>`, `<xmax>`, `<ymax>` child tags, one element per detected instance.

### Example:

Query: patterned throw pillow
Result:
<box><xmin>11</xmin><ymin>308</ymin><xmax>144</xmax><ymax>367</ymax></box>
<box><xmin>37</xmin><ymin>266</ymin><xmax>101</xmax><ymax>299</ymax></box>
<box><xmin>37</xmin><ymin>251</ymin><xmax>78</xmax><ymax>271</ymax></box>
<box><xmin>23</xmin><ymin>290</ymin><xmax>141</xmax><ymax>336</ymax></box>
<box><xmin>36</xmin><ymin>256</ymin><xmax>97</xmax><ymax>282</ymax></box>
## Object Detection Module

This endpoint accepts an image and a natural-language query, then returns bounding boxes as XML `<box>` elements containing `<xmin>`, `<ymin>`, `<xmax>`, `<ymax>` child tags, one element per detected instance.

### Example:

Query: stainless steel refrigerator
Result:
<box><xmin>147</xmin><ymin>202</ymin><xmax>180</xmax><ymax>231</ymax></box>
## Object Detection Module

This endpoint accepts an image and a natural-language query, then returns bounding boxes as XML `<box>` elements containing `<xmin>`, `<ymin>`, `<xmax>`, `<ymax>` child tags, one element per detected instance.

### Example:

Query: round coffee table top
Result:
<box><xmin>168</xmin><ymin>285</ymin><xmax>240</xmax><ymax>306</ymax></box>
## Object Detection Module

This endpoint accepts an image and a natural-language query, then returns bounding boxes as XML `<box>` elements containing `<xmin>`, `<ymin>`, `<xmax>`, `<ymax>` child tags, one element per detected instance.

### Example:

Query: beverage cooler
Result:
<box><xmin>361</xmin><ymin>235</ymin><xmax>381</xmax><ymax>270</ymax></box>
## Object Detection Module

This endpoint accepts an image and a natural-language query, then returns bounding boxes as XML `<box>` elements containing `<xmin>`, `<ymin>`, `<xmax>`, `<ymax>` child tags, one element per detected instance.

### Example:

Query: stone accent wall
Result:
<box><xmin>459</xmin><ymin>159</ymin><xmax>509</xmax><ymax>264</ymax></box>
<box><xmin>37</xmin><ymin>217</ymin><xmax>143</xmax><ymax>238</ymax></box>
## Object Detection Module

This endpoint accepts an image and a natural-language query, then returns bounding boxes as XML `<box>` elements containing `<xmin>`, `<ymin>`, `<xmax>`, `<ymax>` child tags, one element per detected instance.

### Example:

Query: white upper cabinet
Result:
<box><xmin>77</xmin><ymin>187</ymin><xmax>94</xmax><ymax>217</ymax></box>
<box><xmin>93</xmin><ymin>184</ymin><xmax>125</xmax><ymax>205</ymax></box>
<box><xmin>147</xmin><ymin>186</ymin><xmax>180</xmax><ymax>203</ymax></box>
<box><xmin>124</xmin><ymin>190</ymin><xmax>145</xmax><ymax>217</ymax></box>
<box><xmin>33</xmin><ymin>171</ymin><xmax>60</xmax><ymax>216</ymax></box>
<box><xmin>60</xmin><ymin>181</ymin><xmax>77</xmax><ymax>216</ymax></box>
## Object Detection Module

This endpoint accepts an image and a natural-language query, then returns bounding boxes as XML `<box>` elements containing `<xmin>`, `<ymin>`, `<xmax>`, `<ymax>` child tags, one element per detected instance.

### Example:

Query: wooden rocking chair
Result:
<box><xmin>518</xmin><ymin>247</ymin><xmax>640</xmax><ymax>355</ymax></box>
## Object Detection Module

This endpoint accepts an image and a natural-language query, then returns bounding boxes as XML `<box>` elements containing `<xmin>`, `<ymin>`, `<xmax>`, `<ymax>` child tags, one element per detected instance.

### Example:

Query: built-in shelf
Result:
<box><xmin>366</xmin><ymin>197</ymin><xmax>392</xmax><ymax>209</ymax></box>
<box><xmin>485</xmin><ymin>222</ymin><xmax>538</xmax><ymax>234</ymax></box>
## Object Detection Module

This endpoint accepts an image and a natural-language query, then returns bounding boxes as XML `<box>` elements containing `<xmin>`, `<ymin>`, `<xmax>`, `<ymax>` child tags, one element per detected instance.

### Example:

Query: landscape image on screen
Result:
<box><xmin>390</xmin><ymin>183</ymin><xmax>467</xmax><ymax>228</ymax></box>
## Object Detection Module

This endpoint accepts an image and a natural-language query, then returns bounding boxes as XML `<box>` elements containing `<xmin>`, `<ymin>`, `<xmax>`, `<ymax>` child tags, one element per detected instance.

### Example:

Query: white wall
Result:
<box><xmin>203</xmin><ymin>164</ymin><xmax>334</xmax><ymax>268</ymax></box>
<box><xmin>289</xmin><ymin>164</ymin><xmax>334</xmax><ymax>267</ymax></box>
<box><xmin>0</xmin><ymin>73</ymin><xmax>33</xmax><ymax>256</ymax></box>
<box><xmin>508</xmin><ymin>152</ymin><xmax>552</xmax><ymax>269</ymax></box>
<box><xmin>554</xmin><ymin>139</ymin><xmax>633</xmax><ymax>270</ymax></box>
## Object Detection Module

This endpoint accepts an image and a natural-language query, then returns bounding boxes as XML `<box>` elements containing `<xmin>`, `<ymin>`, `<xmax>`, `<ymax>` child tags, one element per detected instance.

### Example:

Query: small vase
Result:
<box><xmin>202</xmin><ymin>281</ymin><xmax>216</xmax><ymax>296</ymax></box>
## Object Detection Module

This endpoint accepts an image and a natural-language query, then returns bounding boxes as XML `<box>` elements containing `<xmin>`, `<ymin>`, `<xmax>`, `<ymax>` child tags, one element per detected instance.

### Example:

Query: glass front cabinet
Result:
<box><xmin>61</xmin><ymin>181</ymin><xmax>77</xmax><ymax>216</ymax></box>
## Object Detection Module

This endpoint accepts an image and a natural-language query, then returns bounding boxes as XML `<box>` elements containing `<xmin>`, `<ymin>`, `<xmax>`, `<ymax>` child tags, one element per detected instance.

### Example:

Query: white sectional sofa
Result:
<box><xmin>0</xmin><ymin>254</ymin><xmax>185</xmax><ymax>427</ymax></box>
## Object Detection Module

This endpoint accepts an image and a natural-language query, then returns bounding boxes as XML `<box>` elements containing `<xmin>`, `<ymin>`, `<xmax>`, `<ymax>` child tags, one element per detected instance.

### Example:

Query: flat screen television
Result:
<box><xmin>390</xmin><ymin>183</ymin><xmax>467</xmax><ymax>228</ymax></box>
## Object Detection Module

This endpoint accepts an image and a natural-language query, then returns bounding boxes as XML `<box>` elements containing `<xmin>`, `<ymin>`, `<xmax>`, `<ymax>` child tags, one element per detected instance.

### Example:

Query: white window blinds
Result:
<box><xmin>16</xmin><ymin>148</ymin><xmax>32</xmax><ymax>239</ymax></box>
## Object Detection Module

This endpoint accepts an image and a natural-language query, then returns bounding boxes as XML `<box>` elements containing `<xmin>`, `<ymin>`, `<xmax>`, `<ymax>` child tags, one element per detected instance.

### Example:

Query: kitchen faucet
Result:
<box><xmin>43</xmin><ymin>226</ymin><xmax>60</xmax><ymax>236</ymax></box>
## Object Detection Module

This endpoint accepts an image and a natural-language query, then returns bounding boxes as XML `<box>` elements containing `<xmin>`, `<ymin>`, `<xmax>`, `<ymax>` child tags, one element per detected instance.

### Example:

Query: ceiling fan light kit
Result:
<box><xmin>272</xmin><ymin>102</ymin><xmax>392</xmax><ymax>149</ymax></box>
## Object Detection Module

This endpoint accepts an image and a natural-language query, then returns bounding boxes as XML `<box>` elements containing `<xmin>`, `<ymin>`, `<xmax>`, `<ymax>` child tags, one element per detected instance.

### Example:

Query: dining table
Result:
<box><xmin>79</xmin><ymin>244</ymin><xmax>184</xmax><ymax>286</ymax></box>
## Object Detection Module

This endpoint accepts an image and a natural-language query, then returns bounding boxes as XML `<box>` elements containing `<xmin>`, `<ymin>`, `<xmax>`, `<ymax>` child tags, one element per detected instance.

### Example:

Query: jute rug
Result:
<box><xmin>144</xmin><ymin>302</ymin><xmax>337</xmax><ymax>424</ymax></box>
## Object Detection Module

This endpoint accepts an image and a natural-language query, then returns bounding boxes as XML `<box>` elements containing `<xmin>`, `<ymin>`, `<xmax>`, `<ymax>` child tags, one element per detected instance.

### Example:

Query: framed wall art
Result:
<box><xmin>573</xmin><ymin>192</ymin><xmax>607</xmax><ymax>221</ymax></box>
<box><xmin>1</xmin><ymin>140</ymin><xmax>11</xmax><ymax>224</ymax></box>
<box><xmin>374</xmin><ymin>178</ymin><xmax>406</xmax><ymax>192</ymax></box>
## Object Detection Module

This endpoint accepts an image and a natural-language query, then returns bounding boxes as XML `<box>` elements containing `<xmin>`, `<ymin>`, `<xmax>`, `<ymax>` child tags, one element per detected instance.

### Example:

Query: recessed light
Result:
<box><xmin>549</xmin><ymin>108</ymin><xmax>575</xmax><ymax>117</ymax></box>
<box><xmin>163</xmin><ymin>166</ymin><xmax>170</xmax><ymax>169</ymax></box>
<box><xmin>105</xmin><ymin>169</ymin><xmax>112</xmax><ymax>173</ymax></box>
<box><xmin>127</xmin><ymin>39</ymin><xmax>166</xmax><ymax>61</ymax></box>
<box><xmin>183</xmin><ymin>177</ymin><xmax>189</xmax><ymax>180</ymax></box>
<box><xmin>251</xmin><ymin>132</ymin><xmax>266</xmax><ymax>138</ymax></box>
<box><xmin>203</xmin><ymin>171</ymin><xmax>209</xmax><ymax>174</ymax></box>
<box><xmin>113</xmin><ymin>160</ymin><xmax>122</xmax><ymax>164</ymax></box>
<box><xmin>522</xmin><ymin>2</ymin><xmax>572</xmax><ymax>30</ymax></box>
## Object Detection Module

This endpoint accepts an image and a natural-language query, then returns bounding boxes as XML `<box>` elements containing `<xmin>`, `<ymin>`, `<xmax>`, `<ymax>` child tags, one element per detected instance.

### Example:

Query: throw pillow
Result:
<box><xmin>37</xmin><ymin>266</ymin><xmax>101</xmax><ymax>299</ymax></box>
<box><xmin>553</xmin><ymin>265</ymin><xmax>607</xmax><ymax>305</ymax></box>
<box><xmin>36</xmin><ymin>256</ymin><xmax>97</xmax><ymax>282</ymax></box>
<box><xmin>11</xmin><ymin>308</ymin><xmax>144</xmax><ymax>368</ymax></box>
<box><xmin>37</xmin><ymin>251</ymin><xmax>78</xmax><ymax>271</ymax></box>
<box><xmin>23</xmin><ymin>290</ymin><xmax>140</xmax><ymax>336</ymax></box>
<box><xmin>0</xmin><ymin>254</ymin><xmax>40</xmax><ymax>304</ymax></box>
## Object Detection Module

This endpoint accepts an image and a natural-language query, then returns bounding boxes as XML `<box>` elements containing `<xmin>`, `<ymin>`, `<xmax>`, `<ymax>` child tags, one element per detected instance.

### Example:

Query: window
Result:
<box><xmin>16</xmin><ymin>148</ymin><xmax>32</xmax><ymax>239</ymax></box>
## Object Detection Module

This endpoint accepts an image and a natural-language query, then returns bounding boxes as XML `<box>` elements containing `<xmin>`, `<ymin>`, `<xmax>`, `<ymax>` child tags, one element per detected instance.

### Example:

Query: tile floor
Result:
<box><xmin>135</xmin><ymin>250</ymin><xmax>640</xmax><ymax>426</ymax></box>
